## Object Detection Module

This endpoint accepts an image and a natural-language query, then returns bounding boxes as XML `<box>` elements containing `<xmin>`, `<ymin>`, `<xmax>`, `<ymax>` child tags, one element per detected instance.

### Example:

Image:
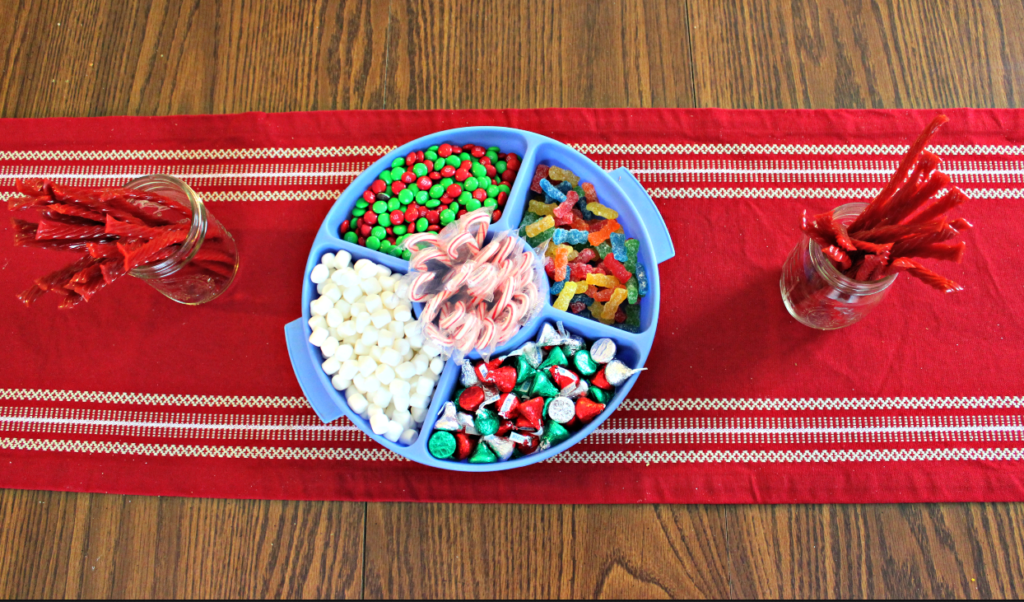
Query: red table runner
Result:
<box><xmin>2</xmin><ymin>108</ymin><xmax>1023</xmax><ymax>504</ymax></box>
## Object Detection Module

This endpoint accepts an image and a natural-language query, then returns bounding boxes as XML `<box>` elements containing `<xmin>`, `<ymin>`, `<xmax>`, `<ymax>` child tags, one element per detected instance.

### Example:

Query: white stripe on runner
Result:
<box><xmin>4</xmin><ymin>389</ymin><xmax>1024</xmax><ymax>411</ymax></box>
<box><xmin>0</xmin><ymin>415</ymin><xmax>360</xmax><ymax>432</ymax></box>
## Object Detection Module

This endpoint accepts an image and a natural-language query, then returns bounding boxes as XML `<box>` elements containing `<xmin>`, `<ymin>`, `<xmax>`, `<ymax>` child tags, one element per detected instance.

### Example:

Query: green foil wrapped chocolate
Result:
<box><xmin>474</xmin><ymin>408</ymin><xmax>500</xmax><ymax>436</ymax></box>
<box><xmin>530</xmin><ymin>372</ymin><xmax>561</xmax><ymax>398</ymax></box>
<box><xmin>469</xmin><ymin>441</ymin><xmax>498</xmax><ymax>463</ymax></box>
<box><xmin>540</xmin><ymin>420</ymin><xmax>571</xmax><ymax>446</ymax></box>
<box><xmin>573</xmin><ymin>350</ymin><xmax>599</xmax><ymax>376</ymax></box>
<box><xmin>539</xmin><ymin>347</ymin><xmax>568</xmax><ymax>369</ymax></box>
<box><xmin>428</xmin><ymin>431</ymin><xmax>456</xmax><ymax>459</ymax></box>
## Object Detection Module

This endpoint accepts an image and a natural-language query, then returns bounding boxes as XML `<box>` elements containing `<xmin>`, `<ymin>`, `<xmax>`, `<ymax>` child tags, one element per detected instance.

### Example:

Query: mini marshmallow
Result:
<box><xmin>333</xmin><ymin>343</ymin><xmax>354</xmax><ymax>362</ymax></box>
<box><xmin>342</xmin><ymin>286</ymin><xmax>362</xmax><ymax>303</ymax></box>
<box><xmin>360</xmin><ymin>328</ymin><xmax>379</xmax><ymax>346</ymax></box>
<box><xmin>367</xmin><ymin>404</ymin><xmax>384</xmax><ymax>419</ymax></box>
<box><xmin>421</xmin><ymin>342</ymin><xmax>442</xmax><ymax>358</ymax></box>
<box><xmin>393</xmin><ymin>303</ymin><xmax>413</xmax><ymax>322</ymax></box>
<box><xmin>394</xmin><ymin>339</ymin><xmax>411</xmax><ymax>357</ymax></box>
<box><xmin>399</xmin><ymin>428</ymin><xmax>418</xmax><ymax>445</ymax></box>
<box><xmin>316</xmin><ymin>282</ymin><xmax>325</xmax><ymax>295</ymax></box>
<box><xmin>381</xmin><ymin>347</ymin><xmax>403</xmax><ymax>367</ymax></box>
<box><xmin>395</xmin><ymin>279</ymin><xmax>410</xmax><ymax>298</ymax></box>
<box><xmin>311</xmin><ymin>296</ymin><xmax>333</xmax><ymax>316</ymax></box>
<box><xmin>375</xmin><ymin>364</ymin><xmax>396</xmax><ymax>386</ymax></box>
<box><xmin>369</xmin><ymin>413</ymin><xmax>390</xmax><ymax>435</ymax></box>
<box><xmin>320</xmin><ymin>337</ymin><xmax>340</xmax><ymax>358</ymax></box>
<box><xmin>387</xmin><ymin>321</ymin><xmax>406</xmax><ymax>338</ymax></box>
<box><xmin>310</xmin><ymin>263</ymin><xmax>329</xmax><ymax>284</ymax></box>
<box><xmin>369</xmin><ymin>346</ymin><xmax>384</xmax><ymax>362</ymax></box>
<box><xmin>371</xmin><ymin>388</ymin><xmax>393</xmax><ymax>407</ymax></box>
<box><xmin>338</xmin><ymin>359</ymin><xmax>360</xmax><ymax>381</ymax></box>
<box><xmin>380</xmin><ymin>276</ymin><xmax>397</xmax><ymax>292</ymax></box>
<box><xmin>412</xmin><ymin>355</ymin><xmax>429</xmax><ymax>375</ymax></box>
<box><xmin>321</xmin><ymin>357</ymin><xmax>340</xmax><ymax>375</ymax></box>
<box><xmin>337</xmin><ymin>320</ymin><xmax>357</xmax><ymax>338</ymax></box>
<box><xmin>377</xmin><ymin>330</ymin><xmax>396</xmax><ymax>349</ymax></box>
<box><xmin>391</xmin><ymin>409</ymin><xmax>413</xmax><ymax>430</ymax></box>
<box><xmin>415</xmin><ymin>375</ymin><xmax>434</xmax><ymax>396</ymax></box>
<box><xmin>429</xmin><ymin>357</ymin><xmax>444</xmax><ymax>376</ymax></box>
<box><xmin>333</xmin><ymin>300</ymin><xmax>351</xmax><ymax>319</ymax></box>
<box><xmin>320</xmin><ymin>252</ymin><xmax>337</xmax><ymax>268</ymax></box>
<box><xmin>358</xmin><ymin>356</ymin><xmax>377</xmax><ymax>377</ymax></box>
<box><xmin>381</xmin><ymin>291</ymin><xmax>399</xmax><ymax>310</ymax></box>
<box><xmin>403</xmin><ymin>321</ymin><xmax>422</xmax><ymax>338</ymax></box>
<box><xmin>377</xmin><ymin>265</ymin><xmax>392</xmax><ymax>277</ymax></box>
<box><xmin>362</xmin><ymin>376</ymin><xmax>382</xmax><ymax>394</ymax></box>
<box><xmin>371</xmin><ymin>308</ymin><xmax>392</xmax><ymax>329</ymax></box>
<box><xmin>354</xmin><ymin>312</ymin><xmax>372</xmax><ymax>332</ymax></box>
<box><xmin>308</xmin><ymin>315</ymin><xmax>327</xmax><ymax>331</ymax></box>
<box><xmin>322</xmin><ymin>282</ymin><xmax>342</xmax><ymax>302</ymax></box>
<box><xmin>345</xmin><ymin>388</ymin><xmax>369</xmax><ymax>414</ymax></box>
<box><xmin>355</xmin><ymin>259</ymin><xmax>377</xmax><ymax>278</ymax></box>
<box><xmin>331</xmin><ymin>374</ymin><xmax>350</xmax><ymax>391</ymax></box>
<box><xmin>409</xmin><ymin>393</ymin><xmax>430</xmax><ymax>409</ymax></box>
<box><xmin>325</xmin><ymin>308</ymin><xmax>343</xmax><ymax>328</ymax></box>
<box><xmin>360</xmin><ymin>278</ymin><xmax>383</xmax><ymax>295</ymax></box>
<box><xmin>395</xmin><ymin>362</ymin><xmax>417</xmax><ymax>380</ymax></box>
<box><xmin>334</xmin><ymin>250</ymin><xmax>352</xmax><ymax>269</ymax></box>
<box><xmin>350</xmin><ymin>301</ymin><xmax>366</xmax><ymax>316</ymax></box>
<box><xmin>410</xmin><ymin>406</ymin><xmax>427</xmax><ymax>423</ymax></box>
<box><xmin>309</xmin><ymin>327</ymin><xmax>329</xmax><ymax>347</ymax></box>
<box><xmin>384</xmin><ymin>420</ymin><xmax>404</xmax><ymax>442</ymax></box>
<box><xmin>364</xmin><ymin>294</ymin><xmax>383</xmax><ymax>314</ymax></box>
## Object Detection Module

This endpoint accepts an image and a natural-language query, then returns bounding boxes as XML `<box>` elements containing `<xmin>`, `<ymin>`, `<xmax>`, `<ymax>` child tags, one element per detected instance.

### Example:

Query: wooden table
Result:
<box><xmin>2</xmin><ymin>1</ymin><xmax>1023</xmax><ymax>598</ymax></box>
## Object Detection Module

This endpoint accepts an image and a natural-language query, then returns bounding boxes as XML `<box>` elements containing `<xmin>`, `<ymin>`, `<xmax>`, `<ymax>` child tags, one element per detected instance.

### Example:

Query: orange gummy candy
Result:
<box><xmin>587</xmin><ymin>219</ymin><xmax>620</xmax><ymax>246</ymax></box>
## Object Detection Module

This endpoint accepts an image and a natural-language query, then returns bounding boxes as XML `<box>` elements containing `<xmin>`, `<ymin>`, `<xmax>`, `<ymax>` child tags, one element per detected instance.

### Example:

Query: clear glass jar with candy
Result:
<box><xmin>127</xmin><ymin>175</ymin><xmax>240</xmax><ymax>304</ymax></box>
<box><xmin>780</xmin><ymin>202</ymin><xmax>897</xmax><ymax>330</ymax></box>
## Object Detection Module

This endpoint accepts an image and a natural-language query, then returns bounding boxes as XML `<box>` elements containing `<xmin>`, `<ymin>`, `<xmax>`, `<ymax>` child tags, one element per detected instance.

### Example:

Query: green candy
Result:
<box><xmin>390</xmin><ymin>166</ymin><xmax>405</xmax><ymax>181</ymax></box>
<box><xmin>378</xmin><ymin>171</ymin><xmax>392</xmax><ymax>184</ymax></box>
<box><xmin>425</xmin><ymin>199</ymin><xmax>441</xmax><ymax>209</ymax></box>
<box><xmin>486</xmin><ymin>150</ymin><xmax>499</xmax><ymax>162</ymax></box>
<box><xmin>486</xmin><ymin>185</ymin><xmax>499</xmax><ymax>198</ymax></box>
<box><xmin>446</xmin><ymin>155</ymin><xmax>461</xmax><ymax>168</ymax></box>
<box><xmin>412</xmin><ymin>163</ymin><xmax>428</xmax><ymax>177</ymax></box>
<box><xmin>482</xmin><ymin>198</ymin><xmax>497</xmax><ymax>209</ymax></box>
<box><xmin>459</xmin><ymin>151</ymin><xmax>471</xmax><ymax>162</ymax></box>
<box><xmin>343</xmin><ymin>231</ymin><xmax>358</xmax><ymax>244</ymax></box>
<box><xmin>377</xmin><ymin>213</ymin><xmax>391</xmax><ymax>227</ymax></box>
<box><xmin>589</xmin><ymin>386</ymin><xmax>611</xmax><ymax>404</ymax></box>
<box><xmin>415</xmin><ymin>190</ymin><xmax>430</xmax><ymax>204</ymax></box>
<box><xmin>439</xmin><ymin>209</ymin><xmax>455</xmax><ymax>225</ymax></box>
<box><xmin>515</xmin><ymin>356</ymin><xmax>538</xmax><ymax>384</ymax></box>
<box><xmin>539</xmin><ymin>347</ymin><xmax>568</xmax><ymax>369</ymax></box>
<box><xmin>573</xmin><ymin>350</ymin><xmax>599</xmax><ymax>376</ymax></box>
<box><xmin>464</xmin><ymin>177</ymin><xmax>479</xmax><ymax>191</ymax></box>
<box><xmin>424</xmin><ymin>150</ymin><xmax>438</xmax><ymax>162</ymax></box>
<box><xmin>351</xmin><ymin>208</ymin><xmax>366</xmax><ymax>217</ymax></box>
<box><xmin>541</xmin><ymin>420</ymin><xmax>571</xmax><ymax>446</ymax></box>
<box><xmin>513</xmin><ymin>379</ymin><xmax>532</xmax><ymax>397</ymax></box>
<box><xmin>471</xmin><ymin>163</ymin><xmax>487</xmax><ymax>178</ymax></box>
<box><xmin>440</xmin><ymin>177</ymin><xmax>454</xmax><ymax>189</ymax></box>
<box><xmin>371</xmin><ymin>226</ymin><xmax>387</xmax><ymax>239</ymax></box>
<box><xmin>429</xmin><ymin>184</ymin><xmax>445</xmax><ymax>199</ymax></box>
<box><xmin>390</xmin><ymin>157</ymin><xmax>405</xmax><ymax>168</ymax></box>
<box><xmin>624</xmin><ymin>239</ymin><xmax>640</xmax><ymax>273</ymax></box>
<box><xmin>596</xmin><ymin>241</ymin><xmax>613</xmax><ymax>259</ymax></box>
<box><xmin>393</xmin><ymin>224</ymin><xmax>408</xmax><ymax>236</ymax></box>
<box><xmin>624</xmin><ymin>304</ymin><xmax>640</xmax><ymax>327</ymax></box>
<box><xmin>449</xmin><ymin>202</ymin><xmax>461</xmax><ymax>214</ymax></box>
<box><xmin>355</xmin><ymin>199</ymin><xmax>369</xmax><ymax>209</ymax></box>
<box><xmin>398</xmin><ymin>189</ymin><xmax>414</xmax><ymax>205</ymax></box>
<box><xmin>380</xmin><ymin>240</ymin><xmax>392</xmax><ymax>252</ymax></box>
<box><xmin>428</xmin><ymin>431</ymin><xmax>456</xmax><ymax>459</ymax></box>
<box><xmin>474</xmin><ymin>408</ymin><xmax>500</xmax><ymax>436</ymax></box>
<box><xmin>365</xmin><ymin>236</ymin><xmax>381</xmax><ymax>251</ymax></box>
<box><xmin>530</xmin><ymin>372</ymin><xmax>560</xmax><ymax>398</ymax></box>
<box><xmin>372</xmin><ymin>200</ymin><xmax>387</xmax><ymax>214</ymax></box>
<box><xmin>469</xmin><ymin>441</ymin><xmax>498</xmax><ymax>463</ymax></box>
<box><xmin>495</xmin><ymin>160</ymin><xmax>507</xmax><ymax>173</ymax></box>
<box><xmin>487</xmin><ymin>146</ymin><xmax>499</xmax><ymax>153</ymax></box>
<box><xmin>387</xmin><ymin>198</ymin><xmax>401</xmax><ymax>212</ymax></box>
<box><xmin>465</xmin><ymin>199</ymin><xmax>482</xmax><ymax>212</ymax></box>
<box><xmin>416</xmin><ymin>217</ymin><xmax>429</xmax><ymax>232</ymax></box>
<box><xmin>458</xmin><ymin>191</ymin><xmax>472</xmax><ymax>204</ymax></box>
<box><xmin>498</xmin><ymin>184</ymin><xmax>511</xmax><ymax>194</ymax></box>
<box><xmin>626</xmin><ymin>277</ymin><xmax>639</xmax><ymax>304</ymax></box>
<box><xmin>403</xmin><ymin>249</ymin><xmax>412</xmax><ymax>260</ymax></box>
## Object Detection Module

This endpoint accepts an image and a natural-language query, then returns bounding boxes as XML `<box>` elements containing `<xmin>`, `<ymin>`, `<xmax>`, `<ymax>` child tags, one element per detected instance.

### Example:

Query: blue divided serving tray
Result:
<box><xmin>284</xmin><ymin>127</ymin><xmax>674</xmax><ymax>472</ymax></box>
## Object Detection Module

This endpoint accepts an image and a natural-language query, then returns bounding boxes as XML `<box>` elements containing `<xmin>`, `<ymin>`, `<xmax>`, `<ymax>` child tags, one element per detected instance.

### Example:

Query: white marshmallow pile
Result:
<box><xmin>308</xmin><ymin>251</ymin><xmax>446</xmax><ymax>445</ymax></box>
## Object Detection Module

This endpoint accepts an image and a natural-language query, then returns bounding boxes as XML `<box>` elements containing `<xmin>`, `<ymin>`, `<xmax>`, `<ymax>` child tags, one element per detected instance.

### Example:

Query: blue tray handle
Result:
<box><xmin>610</xmin><ymin>167</ymin><xmax>675</xmax><ymax>264</ymax></box>
<box><xmin>284</xmin><ymin>318</ymin><xmax>344</xmax><ymax>423</ymax></box>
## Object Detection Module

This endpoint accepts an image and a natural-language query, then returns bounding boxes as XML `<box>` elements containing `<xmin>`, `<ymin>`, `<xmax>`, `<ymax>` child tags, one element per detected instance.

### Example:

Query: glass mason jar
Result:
<box><xmin>780</xmin><ymin>202</ymin><xmax>897</xmax><ymax>330</ymax></box>
<box><xmin>126</xmin><ymin>175</ymin><xmax>239</xmax><ymax>305</ymax></box>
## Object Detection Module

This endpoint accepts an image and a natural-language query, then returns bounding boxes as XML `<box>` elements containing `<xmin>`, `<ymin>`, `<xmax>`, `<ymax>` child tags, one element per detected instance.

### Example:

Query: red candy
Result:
<box><xmin>446</xmin><ymin>184</ymin><xmax>462</xmax><ymax>198</ymax></box>
<box><xmin>518</xmin><ymin>397</ymin><xmax>545</xmax><ymax>431</ymax></box>
<box><xmin>371</xmin><ymin>179</ymin><xmax>387</xmax><ymax>194</ymax></box>
<box><xmin>575</xmin><ymin>397</ymin><xmax>605</xmax><ymax>423</ymax></box>
<box><xmin>549</xmin><ymin>365</ymin><xmax>580</xmax><ymax>389</ymax></box>
<box><xmin>453</xmin><ymin>432</ymin><xmax>475</xmax><ymax>460</ymax></box>
<box><xmin>601</xmin><ymin>254</ymin><xmax>632</xmax><ymax>283</ymax></box>
<box><xmin>496</xmin><ymin>419</ymin><xmax>514</xmax><ymax>437</ymax></box>
<box><xmin>438</xmin><ymin>143</ymin><xmax>453</xmax><ymax>157</ymax></box>
<box><xmin>390</xmin><ymin>210</ymin><xmax>405</xmax><ymax>225</ymax></box>
<box><xmin>488</xmin><ymin>366</ymin><xmax>517</xmax><ymax>393</ymax></box>
<box><xmin>513</xmin><ymin>433</ymin><xmax>539</xmax><ymax>454</ymax></box>
<box><xmin>591</xmin><ymin>367</ymin><xmax>611</xmax><ymax>390</ymax></box>
<box><xmin>417</xmin><ymin>176</ymin><xmax>433</xmax><ymax>190</ymax></box>
<box><xmin>458</xmin><ymin>386</ymin><xmax>485</xmax><ymax>412</ymax></box>
<box><xmin>496</xmin><ymin>393</ymin><xmax>520</xmax><ymax>419</ymax></box>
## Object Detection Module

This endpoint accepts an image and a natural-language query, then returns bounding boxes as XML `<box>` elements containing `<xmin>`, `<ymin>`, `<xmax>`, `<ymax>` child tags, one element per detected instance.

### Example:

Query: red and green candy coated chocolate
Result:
<box><xmin>341</xmin><ymin>143</ymin><xmax>521</xmax><ymax>259</ymax></box>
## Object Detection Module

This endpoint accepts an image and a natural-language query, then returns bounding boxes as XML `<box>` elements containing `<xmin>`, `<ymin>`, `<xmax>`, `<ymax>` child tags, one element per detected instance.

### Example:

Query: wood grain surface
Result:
<box><xmin>2</xmin><ymin>0</ymin><xmax>1024</xmax><ymax>599</ymax></box>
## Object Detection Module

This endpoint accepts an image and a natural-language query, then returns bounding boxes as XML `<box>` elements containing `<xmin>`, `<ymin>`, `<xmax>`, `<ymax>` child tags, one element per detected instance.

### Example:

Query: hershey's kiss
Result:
<box><xmin>483</xmin><ymin>435</ymin><xmax>515</xmax><ymax>461</ymax></box>
<box><xmin>604</xmin><ymin>359</ymin><xmax>646</xmax><ymax>386</ymax></box>
<box><xmin>520</xmin><ymin>342</ymin><xmax>543</xmax><ymax>368</ymax></box>
<box><xmin>537</xmin><ymin>322</ymin><xmax>569</xmax><ymax>347</ymax></box>
<box><xmin>458</xmin><ymin>411</ymin><xmax>480</xmax><ymax>435</ymax></box>
<box><xmin>434</xmin><ymin>402</ymin><xmax>462</xmax><ymax>432</ymax></box>
<box><xmin>460</xmin><ymin>361</ymin><xmax>480</xmax><ymax>387</ymax></box>
<box><xmin>547</xmin><ymin>396</ymin><xmax>576</xmax><ymax>424</ymax></box>
<box><xmin>589</xmin><ymin>338</ymin><xmax>617</xmax><ymax>364</ymax></box>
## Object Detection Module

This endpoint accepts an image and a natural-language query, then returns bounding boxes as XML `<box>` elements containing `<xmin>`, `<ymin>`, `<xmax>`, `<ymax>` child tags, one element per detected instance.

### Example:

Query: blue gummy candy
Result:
<box><xmin>539</xmin><ymin>179</ymin><xmax>567</xmax><ymax>203</ymax></box>
<box><xmin>636</xmin><ymin>263</ymin><xmax>649</xmax><ymax>297</ymax></box>
<box><xmin>576</xmin><ymin>194</ymin><xmax>595</xmax><ymax>220</ymax></box>
<box><xmin>550</xmin><ymin>279</ymin><xmax>566</xmax><ymax>295</ymax></box>
<box><xmin>610</xmin><ymin>232</ymin><xmax>627</xmax><ymax>261</ymax></box>
<box><xmin>569</xmin><ymin>229</ymin><xmax>589</xmax><ymax>245</ymax></box>
<box><xmin>552</xmin><ymin>229</ymin><xmax>567</xmax><ymax>245</ymax></box>
<box><xmin>556</xmin><ymin>181</ymin><xmax>572</xmax><ymax>194</ymax></box>
<box><xmin>570</xmin><ymin>293</ymin><xmax>593</xmax><ymax>306</ymax></box>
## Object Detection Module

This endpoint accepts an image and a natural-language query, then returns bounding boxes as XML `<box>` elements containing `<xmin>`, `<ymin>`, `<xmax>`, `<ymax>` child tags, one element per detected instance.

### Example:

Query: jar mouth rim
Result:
<box><xmin>809</xmin><ymin>201</ymin><xmax>898</xmax><ymax>294</ymax></box>
<box><xmin>125</xmin><ymin>174</ymin><xmax>206</xmax><ymax>278</ymax></box>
